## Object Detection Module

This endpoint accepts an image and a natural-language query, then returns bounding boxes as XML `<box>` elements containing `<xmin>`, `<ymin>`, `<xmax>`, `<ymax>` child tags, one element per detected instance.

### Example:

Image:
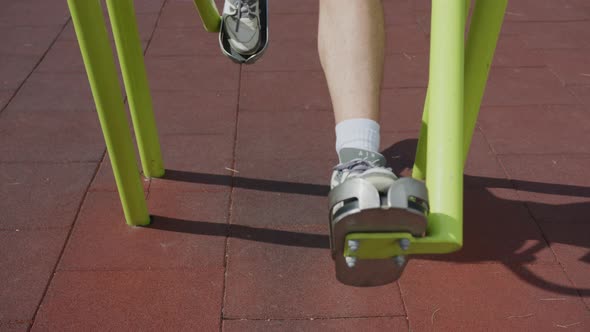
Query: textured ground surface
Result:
<box><xmin>1</xmin><ymin>0</ymin><xmax>589</xmax><ymax>331</ymax></box>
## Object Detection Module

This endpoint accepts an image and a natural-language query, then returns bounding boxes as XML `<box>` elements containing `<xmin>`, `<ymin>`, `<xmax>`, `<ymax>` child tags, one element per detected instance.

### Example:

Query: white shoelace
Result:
<box><xmin>228</xmin><ymin>0</ymin><xmax>258</xmax><ymax>33</ymax></box>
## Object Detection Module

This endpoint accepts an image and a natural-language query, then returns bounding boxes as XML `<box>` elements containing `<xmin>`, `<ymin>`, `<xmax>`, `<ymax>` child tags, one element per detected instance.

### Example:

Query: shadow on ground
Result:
<box><xmin>148</xmin><ymin>139</ymin><xmax>589</xmax><ymax>297</ymax></box>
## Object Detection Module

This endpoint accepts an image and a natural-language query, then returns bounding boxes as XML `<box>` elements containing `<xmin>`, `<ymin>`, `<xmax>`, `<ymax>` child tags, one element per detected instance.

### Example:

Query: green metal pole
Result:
<box><xmin>193</xmin><ymin>0</ymin><xmax>222</xmax><ymax>32</ymax></box>
<box><xmin>463</xmin><ymin>0</ymin><xmax>507</xmax><ymax>160</ymax></box>
<box><xmin>106</xmin><ymin>0</ymin><xmax>165</xmax><ymax>179</ymax></box>
<box><xmin>413</xmin><ymin>0</ymin><xmax>472</xmax><ymax>181</ymax></box>
<box><xmin>67</xmin><ymin>0</ymin><xmax>150</xmax><ymax>226</ymax></box>
<box><xmin>423</xmin><ymin>0</ymin><xmax>465</xmax><ymax>250</ymax></box>
<box><xmin>412</xmin><ymin>94</ymin><xmax>428</xmax><ymax>181</ymax></box>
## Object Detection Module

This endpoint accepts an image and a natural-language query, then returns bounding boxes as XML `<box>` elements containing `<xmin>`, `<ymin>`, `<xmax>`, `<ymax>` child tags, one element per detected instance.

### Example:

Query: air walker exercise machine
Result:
<box><xmin>67</xmin><ymin>0</ymin><xmax>507</xmax><ymax>286</ymax></box>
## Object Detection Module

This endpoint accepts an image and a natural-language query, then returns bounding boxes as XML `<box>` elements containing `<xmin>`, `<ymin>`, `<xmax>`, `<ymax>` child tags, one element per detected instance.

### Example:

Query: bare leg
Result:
<box><xmin>318</xmin><ymin>0</ymin><xmax>385</xmax><ymax>124</ymax></box>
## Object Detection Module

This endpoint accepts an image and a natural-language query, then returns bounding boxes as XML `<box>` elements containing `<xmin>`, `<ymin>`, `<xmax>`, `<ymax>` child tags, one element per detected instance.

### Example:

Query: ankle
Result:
<box><xmin>335</xmin><ymin>118</ymin><xmax>381</xmax><ymax>155</ymax></box>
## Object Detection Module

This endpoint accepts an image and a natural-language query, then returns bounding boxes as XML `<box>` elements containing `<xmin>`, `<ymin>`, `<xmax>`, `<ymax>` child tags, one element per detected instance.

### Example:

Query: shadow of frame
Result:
<box><xmin>149</xmin><ymin>139</ymin><xmax>589</xmax><ymax>296</ymax></box>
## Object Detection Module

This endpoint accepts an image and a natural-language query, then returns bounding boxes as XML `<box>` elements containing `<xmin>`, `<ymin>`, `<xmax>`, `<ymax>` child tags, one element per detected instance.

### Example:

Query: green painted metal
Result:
<box><xmin>67</xmin><ymin>0</ymin><xmax>150</xmax><ymax>226</ymax></box>
<box><xmin>413</xmin><ymin>0</ymin><xmax>472</xmax><ymax>181</ymax></box>
<box><xmin>68</xmin><ymin>0</ymin><xmax>507</xmax><ymax>247</ymax></box>
<box><xmin>412</xmin><ymin>92</ymin><xmax>428</xmax><ymax>181</ymax></box>
<box><xmin>193</xmin><ymin>0</ymin><xmax>222</xmax><ymax>32</ymax></box>
<box><xmin>463</xmin><ymin>0</ymin><xmax>508</xmax><ymax>159</ymax></box>
<box><xmin>343</xmin><ymin>232</ymin><xmax>460</xmax><ymax>259</ymax></box>
<box><xmin>423</xmin><ymin>0</ymin><xmax>466</xmax><ymax>252</ymax></box>
<box><xmin>106</xmin><ymin>0</ymin><xmax>165</xmax><ymax>179</ymax></box>
<box><xmin>415</xmin><ymin>0</ymin><xmax>506</xmax><ymax>179</ymax></box>
<box><xmin>409</xmin><ymin>0</ymin><xmax>507</xmax><ymax>255</ymax></box>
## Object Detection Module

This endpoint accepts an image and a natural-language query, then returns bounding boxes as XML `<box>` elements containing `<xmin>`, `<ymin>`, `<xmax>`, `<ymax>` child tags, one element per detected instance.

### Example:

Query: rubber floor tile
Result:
<box><xmin>400</xmin><ymin>261</ymin><xmax>590</xmax><ymax>332</ymax></box>
<box><xmin>6</xmin><ymin>72</ymin><xmax>94</xmax><ymax>112</ymax></box>
<box><xmin>483</xmin><ymin>67</ymin><xmax>577</xmax><ymax>107</ymax></box>
<box><xmin>243</xmin><ymin>37</ymin><xmax>321</xmax><ymax>72</ymax></box>
<box><xmin>224</xmin><ymin>235</ymin><xmax>406</xmax><ymax>319</ymax></box>
<box><xmin>88</xmin><ymin>154</ymin><xmax>149</xmax><ymax>193</ymax></box>
<box><xmin>134</xmin><ymin>0</ymin><xmax>166</xmax><ymax>14</ymax></box>
<box><xmin>0</xmin><ymin>1</ymin><xmax>69</xmax><ymax>27</ymax></box>
<box><xmin>0</xmin><ymin>111</ymin><xmax>105</xmax><ymax>162</ymax></box>
<box><xmin>235</xmin><ymin>110</ymin><xmax>334</xmax><ymax>160</ymax></box>
<box><xmin>493</xmin><ymin>34</ymin><xmax>546</xmax><ymax>68</ymax></box>
<box><xmin>152</xmin><ymin>89</ymin><xmax>237</xmax><ymax>135</ymax></box>
<box><xmin>145</xmin><ymin>56</ymin><xmax>240</xmax><ymax>92</ymax></box>
<box><xmin>231</xmin><ymin>188</ymin><xmax>329</xmax><ymax>229</ymax></box>
<box><xmin>383</xmin><ymin>0</ymin><xmax>417</xmax><ymax>26</ymax></box>
<box><xmin>379</xmin><ymin>87</ymin><xmax>427</xmax><ymax>132</ymax></box>
<box><xmin>35</xmin><ymin>40</ymin><xmax>85</xmax><ymax>73</ymax></box>
<box><xmin>149</xmin><ymin>134</ymin><xmax>235</xmax><ymax>192</ymax></box>
<box><xmin>0</xmin><ymin>321</ymin><xmax>29</xmax><ymax>332</ymax></box>
<box><xmin>269</xmin><ymin>13</ymin><xmax>318</xmax><ymax>41</ymax></box>
<box><xmin>37</xmin><ymin>38</ymin><xmax>149</xmax><ymax>76</ymax></box>
<box><xmin>223</xmin><ymin>317</ymin><xmax>409</xmax><ymax>331</ymax></box>
<box><xmin>0</xmin><ymin>26</ymin><xmax>62</xmax><ymax>56</ymax></box>
<box><xmin>541</xmin><ymin>49</ymin><xmax>590</xmax><ymax>86</ymax></box>
<box><xmin>0</xmin><ymin>229</ymin><xmax>68</xmax><ymax>322</ymax></box>
<box><xmin>0</xmin><ymin>89</ymin><xmax>14</xmax><ymax>111</ymax></box>
<box><xmin>0</xmin><ymin>55</ymin><xmax>38</xmax><ymax>90</ymax></box>
<box><xmin>413</xmin><ymin>0</ymin><xmax>431</xmax><ymax>11</ymax></box>
<box><xmin>271</xmin><ymin>0</ymin><xmax>319</xmax><ymax>14</ymax></box>
<box><xmin>233</xmin><ymin>157</ymin><xmax>335</xmax><ymax>187</ymax></box>
<box><xmin>59</xmin><ymin>13</ymin><xmax>159</xmax><ymax>42</ymax></box>
<box><xmin>385</xmin><ymin>24</ymin><xmax>429</xmax><ymax>54</ymax></box>
<box><xmin>538</xmin><ymin>221</ymin><xmax>590</xmax><ymax>308</ymax></box>
<box><xmin>422</xmin><ymin>187</ymin><xmax>555</xmax><ymax>265</ymax></box>
<box><xmin>569</xmin><ymin>85</ymin><xmax>590</xmax><ymax>106</ymax></box>
<box><xmin>32</xmin><ymin>269</ymin><xmax>224</xmax><ymax>331</ymax></box>
<box><xmin>239</xmin><ymin>71</ymin><xmax>332</xmax><ymax>112</ymax></box>
<box><xmin>500</xmin><ymin>154</ymin><xmax>590</xmax><ymax>223</ymax></box>
<box><xmin>505</xmin><ymin>0</ymin><xmax>590</xmax><ymax>22</ymax></box>
<box><xmin>58</xmin><ymin>191</ymin><xmax>227</xmax><ymax>270</ymax></box>
<box><xmin>158</xmin><ymin>1</ymin><xmax>205</xmax><ymax>28</ymax></box>
<box><xmin>479</xmin><ymin>105</ymin><xmax>590</xmax><ymax>155</ymax></box>
<box><xmin>512</xmin><ymin>21</ymin><xmax>590</xmax><ymax>49</ymax></box>
<box><xmin>463</xmin><ymin>130</ymin><xmax>509</xmax><ymax>187</ymax></box>
<box><xmin>383</xmin><ymin>52</ymin><xmax>429</xmax><ymax>88</ymax></box>
<box><xmin>414</xmin><ymin>10</ymin><xmax>431</xmax><ymax>35</ymax></box>
<box><xmin>147</xmin><ymin>27</ymin><xmax>220</xmax><ymax>57</ymax></box>
<box><xmin>0</xmin><ymin>162</ymin><xmax>97</xmax><ymax>229</ymax></box>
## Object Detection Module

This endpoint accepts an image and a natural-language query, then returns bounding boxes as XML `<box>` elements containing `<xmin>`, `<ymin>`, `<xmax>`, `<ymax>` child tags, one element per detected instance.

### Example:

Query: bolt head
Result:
<box><xmin>345</xmin><ymin>256</ymin><xmax>357</xmax><ymax>268</ymax></box>
<box><xmin>347</xmin><ymin>240</ymin><xmax>360</xmax><ymax>252</ymax></box>
<box><xmin>399</xmin><ymin>238</ymin><xmax>410</xmax><ymax>251</ymax></box>
<box><xmin>394</xmin><ymin>255</ymin><xmax>406</xmax><ymax>267</ymax></box>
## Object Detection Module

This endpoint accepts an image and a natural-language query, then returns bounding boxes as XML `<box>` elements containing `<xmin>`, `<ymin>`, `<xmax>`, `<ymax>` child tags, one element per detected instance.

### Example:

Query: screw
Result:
<box><xmin>399</xmin><ymin>238</ymin><xmax>410</xmax><ymax>251</ymax></box>
<box><xmin>348</xmin><ymin>240</ymin><xmax>360</xmax><ymax>252</ymax></box>
<box><xmin>394</xmin><ymin>255</ymin><xmax>406</xmax><ymax>267</ymax></box>
<box><xmin>345</xmin><ymin>256</ymin><xmax>357</xmax><ymax>268</ymax></box>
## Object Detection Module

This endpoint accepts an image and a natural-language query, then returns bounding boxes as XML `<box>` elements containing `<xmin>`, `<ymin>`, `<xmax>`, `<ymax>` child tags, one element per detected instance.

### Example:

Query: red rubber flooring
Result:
<box><xmin>1</xmin><ymin>0</ymin><xmax>589</xmax><ymax>331</ymax></box>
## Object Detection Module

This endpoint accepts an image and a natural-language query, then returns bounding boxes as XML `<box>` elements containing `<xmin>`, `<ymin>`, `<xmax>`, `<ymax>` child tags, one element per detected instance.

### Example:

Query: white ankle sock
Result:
<box><xmin>335</xmin><ymin>118</ymin><xmax>381</xmax><ymax>154</ymax></box>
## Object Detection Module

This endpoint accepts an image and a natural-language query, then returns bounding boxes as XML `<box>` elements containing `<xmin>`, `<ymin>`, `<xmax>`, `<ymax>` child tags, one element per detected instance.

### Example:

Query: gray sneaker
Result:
<box><xmin>330</xmin><ymin>148</ymin><xmax>397</xmax><ymax>192</ymax></box>
<box><xmin>222</xmin><ymin>0</ymin><xmax>261</xmax><ymax>55</ymax></box>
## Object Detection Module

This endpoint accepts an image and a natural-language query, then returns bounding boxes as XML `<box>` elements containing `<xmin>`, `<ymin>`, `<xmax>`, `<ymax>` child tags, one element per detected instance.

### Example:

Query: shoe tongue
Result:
<box><xmin>338</xmin><ymin>148</ymin><xmax>386</xmax><ymax>166</ymax></box>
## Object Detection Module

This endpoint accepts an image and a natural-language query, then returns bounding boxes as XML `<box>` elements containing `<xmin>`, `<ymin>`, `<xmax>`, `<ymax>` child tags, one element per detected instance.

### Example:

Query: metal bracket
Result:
<box><xmin>328</xmin><ymin>177</ymin><xmax>429</xmax><ymax>287</ymax></box>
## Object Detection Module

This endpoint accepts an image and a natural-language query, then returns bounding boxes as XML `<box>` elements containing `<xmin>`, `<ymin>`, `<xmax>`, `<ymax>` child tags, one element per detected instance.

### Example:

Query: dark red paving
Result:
<box><xmin>1</xmin><ymin>0</ymin><xmax>589</xmax><ymax>330</ymax></box>
<box><xmin>0</xmin><ymin>163</ymin><xmax>97</xmax><ymax>229</ymax></box>
<box><xmin>222</xmin><ymin>317</ymin><xmax>409</xmax><ymax>331</ymax></box>
<box><xmin>400</xmin><ymin>262</ymin><xmax>590</xmax><ymax>331</ymax></box>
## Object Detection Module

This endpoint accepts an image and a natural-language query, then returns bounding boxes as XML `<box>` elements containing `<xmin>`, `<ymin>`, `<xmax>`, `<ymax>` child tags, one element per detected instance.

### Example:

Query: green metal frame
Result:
<box><xmin>67</xmin><ymin>0</ymin><xmax>221</xmax><ymax>225</ymax></box>
<box><xmin>67</xmin><ymin>0</ymin><xmax>507</xmax><ymax>258</ymax></box>
<box><xmin>408</xmin><ymin>0</ymin><xmax>507</xmax><ymax>255</ymax></box>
